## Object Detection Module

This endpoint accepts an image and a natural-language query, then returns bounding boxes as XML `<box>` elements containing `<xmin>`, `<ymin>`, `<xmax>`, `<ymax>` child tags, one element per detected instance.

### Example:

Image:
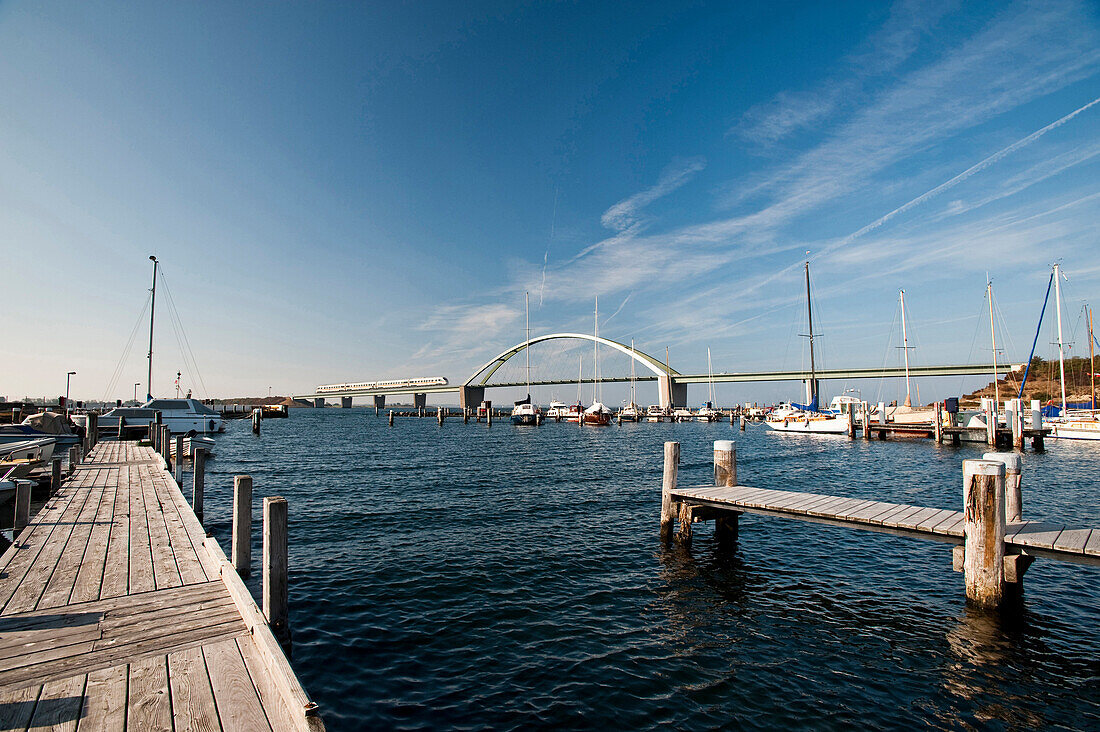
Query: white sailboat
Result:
<box><xmin>584</xmin><ymin>297</ymin><xmax>612</xmax><ymax>425</ymax></box>
<box><xmin>619</xmin><ymin>340</ymin><xmax>641</xmax><ymax>422</ymax></box>
<box><xmin>1047</xmin><ymin>265</ymin><xmax>1100</xmax><ymax>440</ymax></box>
<box><xmin>695</xmin><ymin>348</ymin><xmax>721</xmax><ymax>421</ymax></box>
<box><xmin>766</xmin><ymin>262</ymin><xmax>848</xmax><ymax>435</ymax></box>
<box><xmin>511</xmin><ymin>292</ymin><xmax>543</xmax><ymax>426</ymax></box>
<box><xmin>885</xmin><ymin>290</ymin><xmax>937</xmax><ymax>424</ymax></box>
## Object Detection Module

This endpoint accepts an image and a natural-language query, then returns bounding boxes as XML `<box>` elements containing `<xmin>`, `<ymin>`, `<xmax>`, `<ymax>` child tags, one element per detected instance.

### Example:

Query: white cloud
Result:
<box><xmin>599</xmin><ymin>157</ymin><xmax>705</xmax><ymax>232</ymax></box>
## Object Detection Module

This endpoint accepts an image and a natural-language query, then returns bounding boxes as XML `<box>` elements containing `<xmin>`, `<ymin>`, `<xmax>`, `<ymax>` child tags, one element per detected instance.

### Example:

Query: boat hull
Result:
<box><xmin>766</xmin><ymin>415</ymin><xmax>849</xmax><ymax>434</ymax></box>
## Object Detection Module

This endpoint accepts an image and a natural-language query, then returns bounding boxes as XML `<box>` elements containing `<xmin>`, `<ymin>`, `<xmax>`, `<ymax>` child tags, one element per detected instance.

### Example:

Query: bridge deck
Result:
<box><xmin>672</xmin><ymin>485</ymin><xmax>1100</xmax><ymax>566</ymax></box>
<box><xmin>0</xmin><ymin>442</ymin><xmax>322</xmax><ymax>731</ymax></box>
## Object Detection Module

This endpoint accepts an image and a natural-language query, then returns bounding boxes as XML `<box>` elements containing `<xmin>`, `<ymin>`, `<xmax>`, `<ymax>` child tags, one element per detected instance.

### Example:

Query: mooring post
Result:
<box><xmin>962</xmin><ymin>459</ymin><xmax>1006</xmax><ymax>610</ymax></box>
<box><xmin>739</xmin><ymin>415</ymin><xmax>746</xmax><ymax>431</ymax></box>
<box><xmin>233</xmin><ymin>475</ymin><xmax>253</xmax><ymax>577</ymax></box>
<box><xmin>192</xmin><ymin>448</ymin><xmax>206</xmax><ymax>522</ymax></box>
<box><xmin>388</xmin><ymin>410</ymin><xmax>394</xmax><ymax>426</ymax></box>
<box><xmin>68</xmin><ymin>446</ymin><xmax>78</xmax><ymax>473</ymax></box>
<box><xmin>464</xmin><ymin>408</ymin><xmax>469</xmax><ymax>424</ymax></box>
<box><xmin>1012</xmin><ymin>402</ymin><xmax>1025</xmax><ymax>451</ymax></box>
<box><xmin>117</xmin><ymin>415</ymin><xmax>125</xmax><ymax>441</ymax></box>
<box><xmin>88</xmin><ymin>412</ymin><xmax>98</xmax><ymax>451</ymax></box>
<box><xmin>659</xmin><ymin>441</ymin><xmax>680</xmax><ymax>544</ymax></box>
<box><xmin>252</xmin><ymin>409</ymin><xmax>261</xmax><ymax>435</ymax></box>
<box><xmin>984</xmin><ymin>400</ymin><xmax>996</xmax><ymax>446</ymax></box>
<box><xmin>487</xmin><ymin>409</ymin><xmax>493</xmax><ymax>427</ymax></box>
<box><xmin>933</xmin><ymin>402</ymin><xmax>943</xmax><ymax>443</ymax></box>
<box><xmin>713</xmin><ymin>440</ymin><xmax>739</xmax><ymax>543</ymax></box>
<box><xmin>162</xmin><ymin>426</ymin><xmax>172</xmax><ymax>468</ymax></box>
<box><xmin>846</xmin><ymin>409</ymin><xmax>855</xmax><ymax>439</ymax></box>
<box><xmin>263</xmin><ymin>495</ymin><xmax>290</xmax><ymax>650</ymax></box>
<box><xmin>13</xmin><ymin>480</ymin><xmax>31</xmax><ymax>533</ymax></box>
<box><xmin>983</xmin><ymin>452</ymin><xmax>1022</xmax><ymax>523</ymax></box>
<box><xmin>174</xmin><ymin>435</ymin><xmax>184</xmax><ymax>483</ymax></box>
<box><xmin>437</xmin><ymin>407</ymin><xmax>444</xmax><ymax>425</ymax></box>
<box><xmin>51</xmin><ymin>458</ymin><xmax>62</xmax><ymax>494</ymax></box>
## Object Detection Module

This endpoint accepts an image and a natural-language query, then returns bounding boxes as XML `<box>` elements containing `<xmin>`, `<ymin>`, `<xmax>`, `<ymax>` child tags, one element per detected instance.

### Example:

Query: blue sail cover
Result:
<box><xmin>1042</xmin><ymin>400</ymin><xmax>1095</xmax><ymax>417</ymax></box>
<box><xmin>791</xmin><ymin>396</ymin><xmax>818</xmax><ymax>412</ymax></box>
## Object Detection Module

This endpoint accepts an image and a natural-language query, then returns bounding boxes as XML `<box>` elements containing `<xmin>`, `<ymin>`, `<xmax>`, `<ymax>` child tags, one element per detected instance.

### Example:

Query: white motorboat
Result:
<box><xmin>0</xmin><ymin>437</ymin><xmax>57</xmax><ymax>464</ymax></box>
<box><xmin>546</xmin><ymin>401</ymin><xmax>570</xmax><ymax>420</ymax></box>
<box><xmin>168</xmin><ymin>435</ymin><xmax>216</xmax><ymax>459</ymax></box>
<box><xmin>645</xmin><ymin>405</ymin><xmax>668</xmax><ymax>422</ymax></box>
<box><xmin>99</xmin><ymin>399</ymin><xmax>225</xmax><ymax>435</ymax></box>
<box><xmin>672</xmin><ymin>407</ymin><xmax>694</xmax><ymax>422</ymax></box>
<box><xmin>619</xmin><ymin>403</ymin><xmax>642</xmax><ymax>422</ymax></box>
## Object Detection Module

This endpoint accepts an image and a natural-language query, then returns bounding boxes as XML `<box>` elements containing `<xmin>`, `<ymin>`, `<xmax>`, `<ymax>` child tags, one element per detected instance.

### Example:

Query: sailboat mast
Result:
<box><xmin>1055</xmin><ymin>263</ymin><xmax>1067</xmax><ymax>412</ymax></box>
<box><xmin>593</xmin><ymin>297</ymin><xmax>599</xmax><ymax>403</ymax></box>
<box><xmin>1089</xmin><ymin>304</ymin><xmax>1095</xmax><ymax>413</ymax></box>
<box><xmin>708</xmin><ymin>347</ymin><xmax>714</xmax><ymax>404</ymax></box>
<box><xmin>900</xmin><ymin>290</ymin><xmax>912</xmax><ymax>407</ymax></box>
<box><xmin>988</xmin><ymin>280</ymin><xmax>999</xmax><ymax>407</ymax></box>
<box><xmin>525</xmin><ymin>291</ymin><xmax>530</xmax><ymax>399</ymax></box>
<box><xmin>804</xmin><ymin>262</ymin><xmax>817</xmax><ymax>406</ymax></box>
<box><xmin>146</xmin><ymin>256</ymin><xmax>159</xmax><ymax>401</ymax></box>
<box><xmin>630</xmin><ymin>339</ymin><xmax>636</xmax><ymax>406</ymax></box>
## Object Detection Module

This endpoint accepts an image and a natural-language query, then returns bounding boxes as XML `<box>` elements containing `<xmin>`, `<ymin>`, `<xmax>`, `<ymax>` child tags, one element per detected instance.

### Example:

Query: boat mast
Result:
<box><xmin>708</xmin><ymin>347</ymin><xmax>714</xmax><ymax>405</ymax></box>
<box><xmin>593</xmin><ymin>297</ymin><xmax>599</xmax><ymax>403</ymax></box>
<box><xmin>1054</xmin><ymin>263</ymin><xmax>1067</xmax><ymax>413</ymax></box>
<box><xmin>1089</xmin><ymin>304</ymin><xmax>1095</xmax><ymax>413</ymax></box>
<box><xmin>630</xmin><ymin>339</ymin><xmax>636</xmax><ymax>406</ymax></box>
<box><xmin>146</xmin><ymin>255</ymin><xmax>158</xmax><ymax>401</ymax></box>
<box><xmin>525</xmin><ymin>291</ymin><xmax>531</xmax><ymax>401</ymax></box>
<box><xmin>988</xmin><ymin>280</ymin><xmax>999</xmax><ymax>407</ymax></box>
<box><xmin>899</xmin><ymin>290</ymin><xmax>913</xmax><ymax>407</ymax></box>
<box><xmin>804</xmin><ymin>261</ymin><xmax>817</xmax><ymax>408</ymax></box>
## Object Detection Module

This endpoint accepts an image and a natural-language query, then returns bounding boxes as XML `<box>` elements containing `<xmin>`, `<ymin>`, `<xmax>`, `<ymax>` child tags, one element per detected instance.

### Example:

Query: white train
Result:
<box><xmin>316</xmin><ymin>377</ymin><xmax>449</xmax><ymax>393</ymax></box>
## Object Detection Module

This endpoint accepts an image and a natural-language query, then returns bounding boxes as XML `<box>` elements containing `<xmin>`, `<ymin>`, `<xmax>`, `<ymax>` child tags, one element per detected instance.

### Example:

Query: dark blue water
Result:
<box><xmin>187</xmin><ymin>410</ymin><xmax>1099</xmax><ymax>730</ymax></box>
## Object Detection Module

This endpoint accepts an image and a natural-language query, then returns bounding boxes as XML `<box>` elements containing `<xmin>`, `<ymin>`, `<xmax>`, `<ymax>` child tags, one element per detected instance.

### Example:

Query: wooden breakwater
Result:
<box><xmin>661</xmin><ymin>440</ymin><xmax>1098</xmax><ymax>610</ymax></box>
<box><xmin>0</xmin><ymin>441</ymin><xmax>322</xmax><ymax>731</ymax></box>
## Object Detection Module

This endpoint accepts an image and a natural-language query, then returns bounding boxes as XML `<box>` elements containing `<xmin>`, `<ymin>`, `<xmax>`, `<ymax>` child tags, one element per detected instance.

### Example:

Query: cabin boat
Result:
<box><xmin>582</xmin><ymin>402</ymin><xmax>612</xmax><ymax>426</ymax></box>
<box><xmin>168</xmin><ymin>435</ymin><xmax>217</xmax><ymax>460</ymax></box>
<box><xmin>619</xmin><ymin>403</ymin><xmax>641</xmax><ymax>422</ymax></box>
<box><xmin>695</xmin><ymin>402</ymin><xmax>721</xmax><ymax>422</ymax></box>
<box><xmin>511</xmin><ymin>396</ymin><xmax>543</xmax><ymax>426</ymax></box>
<box><xmin>672</xmin><ymin>407</ymin><xmax>694</xmax><ymax>422</ymax></box>
<box><xmin>645</xmin><ymin>405</ymin><xmax>668</xmax><ymax>422</ymax></box>
<box><xmin>563</xmin><ymin>403</ymin><xmax>584</xmax><ymax>423</ymax></box>
<box><xmin>545</xmin><ymin>401</ymin><xmax>570</xmax><ymax>421</ymax></box>
<box><xmin>98</xmin><ymin>399</ymin><xmax>225</xmax><ymax>435</ymax></box>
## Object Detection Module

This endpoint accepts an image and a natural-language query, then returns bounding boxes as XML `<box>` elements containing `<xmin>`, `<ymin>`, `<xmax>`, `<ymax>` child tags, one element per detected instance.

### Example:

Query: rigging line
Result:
<box><xmin>159</xmin><ymin>270</ymin><xmax>210</xmax><ymax>398</ymax></box>
<box><xmin>1018</xmin><ymin>271</ymin><xmax>1053</xmax><ymax>399</ymax></box>
<box><xmin>102</xmin><ymin>293</ymin><xmax>151</xmax><ymax>403</ymax></box>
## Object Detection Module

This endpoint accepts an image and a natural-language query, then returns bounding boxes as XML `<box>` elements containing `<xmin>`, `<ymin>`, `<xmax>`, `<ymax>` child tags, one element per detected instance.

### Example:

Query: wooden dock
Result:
<box><xmin>0</xmin><ymin>442</ymin><xmax>323</xmax><ymax>731</ymax></box>
<box><xmin>661</xmin><ymin>440</ymin><xmax>1099</xmax><ymax>610</ymax></box>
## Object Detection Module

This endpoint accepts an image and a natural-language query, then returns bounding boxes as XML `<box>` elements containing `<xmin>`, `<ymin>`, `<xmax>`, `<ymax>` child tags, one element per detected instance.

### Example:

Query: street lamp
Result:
<box><xmin>134</xmin><ymin>383</ymin><xmax>141</xmax><ymax>404</ymax></box>
<box><xmin>269</xmin><ymin>386</ymin><xmax>272</xmax><ymax>398</ymax></box>
<box><xmin>65</xmin><ymin>371</ymin><xmax>76</xmax><ymax>415</ymax></box>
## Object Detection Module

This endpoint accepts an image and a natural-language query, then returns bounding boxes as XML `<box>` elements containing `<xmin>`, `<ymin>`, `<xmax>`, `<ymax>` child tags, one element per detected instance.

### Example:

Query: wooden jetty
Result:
<box><xmin>662</xmin><ymin>440</ymin><xmax>1098</xmax><ymax>610</ymax></box>
<box><xmin>0</xmin><ymin>441</ymin><xmax>323</xmax><ymax>731</ymax></box>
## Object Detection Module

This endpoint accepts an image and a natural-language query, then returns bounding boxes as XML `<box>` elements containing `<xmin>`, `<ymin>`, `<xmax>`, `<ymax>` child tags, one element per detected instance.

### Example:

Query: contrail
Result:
<box><xmin>835</xmin><ymin>96</ymin><xmax>1100</xmax><ymax>249</ymax></box>
<box><xmin>539</xmin><ymin>186</ymin><xmax>559</xmax><ymax>307</ymax></box>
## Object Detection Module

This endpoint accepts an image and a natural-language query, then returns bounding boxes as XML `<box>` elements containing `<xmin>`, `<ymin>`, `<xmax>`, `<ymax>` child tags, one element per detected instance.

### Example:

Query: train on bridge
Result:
<box><xmin>316</xmin><ymin>377</ymin><xmax>449</xmax><ymax>393</ymax></box>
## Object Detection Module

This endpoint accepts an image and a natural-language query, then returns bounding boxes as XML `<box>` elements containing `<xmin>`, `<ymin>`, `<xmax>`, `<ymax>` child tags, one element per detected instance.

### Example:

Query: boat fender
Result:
<box><xmin>783</xmin><ymin>419</ymin><xmax>788</xmax><ymax>428</ymax></box>
<box><xmin>209</xmin><ymin>420</ymin><xmax>216</xmax><ymax>432</ymax></box>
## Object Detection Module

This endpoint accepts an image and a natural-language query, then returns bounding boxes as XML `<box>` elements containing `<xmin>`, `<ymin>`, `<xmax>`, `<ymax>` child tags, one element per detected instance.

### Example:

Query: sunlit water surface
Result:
<box><xmin>185</xmin><ymin>410</ymin><xmax>1099</xmax><ymax>730</ymax></box>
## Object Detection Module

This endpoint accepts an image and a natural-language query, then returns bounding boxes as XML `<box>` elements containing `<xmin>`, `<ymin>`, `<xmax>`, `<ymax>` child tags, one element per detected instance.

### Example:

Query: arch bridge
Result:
<box><xmin>294</xmin><ymin>332</ymin><xmax>1015</xmax><ymax>410</ymax></box>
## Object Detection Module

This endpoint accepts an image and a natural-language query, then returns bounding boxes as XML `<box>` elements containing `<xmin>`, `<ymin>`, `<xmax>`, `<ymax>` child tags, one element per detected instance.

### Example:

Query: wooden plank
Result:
<box><xmin>140</xmin><ymin>465</ymin><xmax>183</xmax><ymax>590</ymax></box>
<box><xmin>1009</xmin><ymin>522</ymin><xmax>1065</xmax><ymax>550</ymax></box>
<box><xmin>895</xmin><ymin>506</ymin><xmax>943</xmax><ymax>531</ymax></box>
<box><xmin>100</xmin><ymin>466</ymin><xmax>131</xmax><ymax>600</ymax></box>
<box><xmin>27</xmin><ymin>673</ymin><xmax>84</xmax><ymax>732</ymax></box>
<box><xmin>880</xmin><ymin>505</ymin><xmax>926</xmax><ymax>528</ymax></box>
<box><xmin>152</xmin><ymin>473</ymin><xmax>208</xmax><ymax>585</ymax></box>
<box><xmin>932</xmin><ymin>513</ymin><xmax>965</xmax><ymax>537</ymax></box>
<box><xmin>203</xmin><ymin>637</ymin><xmax>273</xmax><ymax>732</ymax></box>
<box><xmin>0</xmin><ymin>683</ymin><xmax>40</xmax><ymax>731</ymax></box>
<box><xmin>829</xmin><ymin>500</ymin><xmax>880</xmax><ymax>520</ymax></box>
<box><xmin>235</xmin><ymin>636</ymin><xmax>301</xmax><ymax>732</ymax></box>
<box><xmin>806</xmin><ymin>496</ymin><xmax>864</xmax><ymax>517</ymax></box>
<box><xmin>1052</xmin><ymin>529</ymin><xmax>1091</xmax><ymax>554</ymax></box>
<box><xmin>870</xmin><ymin>504</ymin><xmax>916</xmax><ymax>526</ymax></box>
<box><xmin>916</xmin><ymin>509</ymin><xmax>959</xmax><ymax>532</ymax></box>
<box><xmin>845</xmin><ymin>501</ymin><xmax>900</xmax><ymax>522</ymax></box>
<box><xmin>1085</xmin><ymin>530</ymin><xmax>1100</xmax><ymax>557</ymax></box>
<box><xmin>37</xmin><ymin>469</ymin><xmax>110</xmax><ymax>610</ymax></box>
<box><xmin>128</xmin><ymin>655</ymin><xmax>172</xmax><ymax>732</ymax></box>
<box><xmin>70</xmin><ymin>467</ymin><xmax>117</xmax><ymax>604</ymax></box>
<box><xmin>167</xmin><ymin>645</ymin><xmax>222</xmax><ymax>732</ymax></box>
<box><xmin>128</xmin><ymin>464</ymin><xmax>157</xmax><ymax>595</ymax></box>
<box><xmin>78</xmin><ymin>663</ymin><xmax>127</xmax><ymax>731</ymax></box>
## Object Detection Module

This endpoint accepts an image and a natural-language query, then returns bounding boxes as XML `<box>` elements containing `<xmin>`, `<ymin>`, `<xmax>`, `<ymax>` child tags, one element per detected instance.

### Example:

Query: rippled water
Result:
<box><xmin>186</xmin><ymin>409</ymin><xmax>1099</xmax><ymax>730</ymax></box>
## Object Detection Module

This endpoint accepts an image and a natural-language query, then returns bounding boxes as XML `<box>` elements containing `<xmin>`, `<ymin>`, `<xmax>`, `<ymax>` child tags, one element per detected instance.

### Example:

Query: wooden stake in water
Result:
<box><xmin>659</xmin><ymin>441</ymin><xmax>680</xmax><ymax>544</ymax></box>
<box><xmin>713</xmin><ymin>440</ymin><xmax>739</xmax><ymax>544</ymax></box>
<box><xmin>264</xmin><ymin>496</ymin><xmax>290</xmax><ymax>649</ymax></box>
<box><xmin>962</xmin><ymin>459</ymin><xmax>1006</xmax><ymax>610</ymax></box>
<box><xmin>984</xmin><ymin>452</ymin><xmax>1022</xmax><ymax>523</ymax></box>
<box><xmin>233</xmin><ymin>475</ymin><xmax>253</xmax><ymax>578</ymax></box>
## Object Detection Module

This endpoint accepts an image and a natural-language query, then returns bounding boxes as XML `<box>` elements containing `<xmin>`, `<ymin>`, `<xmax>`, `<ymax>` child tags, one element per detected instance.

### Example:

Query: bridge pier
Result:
<box><xmin>314</xmin><ymin>398</ymin><xmax>325</xmax><ymax>409</ymax></box>
<box><xmin>658</xmin><ymin>375</ymin><xmax>687</xmax><ymax>410</ymax></box>
<box><xmin>373</xmin><ymin>395</ymin><xmax>386</xmax><ymax>410</ymax></box>
<box><xmin>413</xmin><ymin>393</ymin><xmax>427</xmax><ymax>410</ymax></box>
<box><xmin>458</xmin><ymin>386</ymin><xmax>485</xmax><ymax>411</ymax></box>
<box><xmin>341</xmin><ymin>397</ymin><xmax>353</xmax><ymax>409</ymax></box>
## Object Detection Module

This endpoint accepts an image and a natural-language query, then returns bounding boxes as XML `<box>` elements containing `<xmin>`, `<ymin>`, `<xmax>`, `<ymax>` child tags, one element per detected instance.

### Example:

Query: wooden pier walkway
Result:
<box><xmin>0</xmin><ymin>442</ymin><xmax>322</xmax><ymax>731</ymax></box>
<box><xmin>671</xmin><ymin>484</ymin><xmax>1100</xmax><ymax>566</ymax></box>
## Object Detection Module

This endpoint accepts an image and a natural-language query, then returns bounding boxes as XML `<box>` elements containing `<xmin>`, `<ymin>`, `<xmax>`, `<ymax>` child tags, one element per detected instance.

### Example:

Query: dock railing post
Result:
<box><xmin>51</xmin><ymin>457</ymin><xmax>62</xmax><ymax>494</ymax></box>
<box><xmin>263</xmin><ymin>495</ymin><xmax>291</xmax><ymax>650</ymax></box>
<box><xmin>13</xmin><ymin>479</ymin><xmax>31</xmax><ymax>533</ymax></box>
<box><xmin>713</xmin><ymin>440</ymin><xmax>739</xmax><ymax>544</ymax></box>
<box><xmin>88</xmin><ymin>412</ymin><xmax>98</xmax><ymax>452</ymax></box>
<box><xmin>934</xmin><ymin>402</ymin><xmax>943</xmax><ymax>443</ymax></box>
<box><xmin>174</xmin><ymin>435</ymin><xmax>184</xmax><ymax>483</ymax></box>
<box><xmin>192</xmin><ymin>448</ymin><xmax>206</xmax><ymax>522</ymax></box>
<box><xmin>117</xmin><ymin>415</ymin><xmax>125</xmax><ymax>441</ymax></box>
<box><xmin>659</xmin><ymin>441</ymin><xmax>680</xmax><ymax>544</ymax></box>
<box><xmin>233</xmin><ymin>475</ymin><xmax>253</xmax><ymax>577</ymax></box>
<box><xmin>846</xmin><ymin>409</ymin><xmax>855</xmax><ymax>439</ymax></box>
<box><xmin>962</xmin><ymin>459</ymin><xmax>1006</xmax><ymax>609</ymax></box>
<box><xmin>68</xmin><ymin>446</ymin><xmax>78</xmax><ymax>473</ymax></box>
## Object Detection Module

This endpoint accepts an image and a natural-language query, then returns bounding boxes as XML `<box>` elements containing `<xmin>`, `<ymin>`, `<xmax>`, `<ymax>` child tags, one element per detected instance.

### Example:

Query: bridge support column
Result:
<box><xmin>341</xmin><ymin>397</ymin><xmax>353</xmax><ymax>409</ymax></box>
<box><xmin>658</xmin><ymin>375</ymin><xmax>687</xmax><ymax>410</ymax></box>
<box><xmin>314</xmin><ymin>398</ymin><xmax>325</xmax><ymax>409</ymax></box>
<box><xmin>413</xmin><ymin>393</ymin><xmax>427</xmax><ymax>409</ymax></box>
<box><xmin>458</xmin><ymin>386</ymin><xmax>485</xmax><ymax>411</ymax></box>
<box><xmin>373</xmin><ymin>395</ymin><xmax>386</xmax><ymax>410</ymax></box>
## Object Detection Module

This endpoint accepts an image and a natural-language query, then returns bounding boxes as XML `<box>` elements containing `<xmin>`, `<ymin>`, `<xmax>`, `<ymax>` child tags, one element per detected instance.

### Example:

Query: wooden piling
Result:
<box><xmin>659</xmin><ymin>441</ymin><xmax>680</xmax><ymax>544</ymax></box>
<box><xmin>984</xmin><ymin>402</ymin><xmax>996</xmax><ymax>446</ymax></box>
<box><xmin>233</xmin><ymin>475</ymin><xmax>253</xmax><ymax>578</ymax></box>
<box><xmin>174</xmin><ymin>434</ymin><xmax>184</xmax><ymax>483</ymax></box>
<box><xmin>51</xmin><ymin>458</ymin><xmax>62</xmax><ymax>494</ymax></box>
<box><xmin>984</xmin><ymin>452</ymin><xmax>1022</xmax><ymax>523</ymax></box>
<box><xmin>437</xmin><ymin>407</ymin><xmax>444</xmax><ymax>425</ymax></box>
<box><xmin>713</xmin><ymin>440</ymin><xmax>739</xmax><ymax>543</ymax></box>
<box><xmin>252</xmin><ymin>408</ymin><xmax>262</xmax><ymax>435</ymax></box>
<box><xmin>192</xmin><ymin>447</ymin><xmax>206</xmax><ymax>522</ymax></box>
<box><xmin>263</xmin><ymin>496</ymin><xmax>290</xmax><ymax>648</ymax></box>
<box><xmin>1013</xmin><ymin>407</ymin><xmax>1025</xmax><ymax>451</ymax></box>
<box><xmin>13</xmin><ymin>480</ymin><xmax>30</xmax><ymax>533</ymax></box>
<box><xmin>68</xmin><ymin>446</ymin><xmax>78</xmax><ymax>472</ymax></box>
<box><xmin>846</xmin><ymin>409</ymin><xmax>855</xmax><ymax>439</ymax></box>
<box><xmin>487</xmin><ymin>409</ymin><xmax>492</xmax><ymax>427</ymax></box>
<box><xmin>739</xmin><ymin>416</ymin><xmax>746</xmax><ymax>431</ymax></box>
<box><xmin>117</xmin><ymin>415</ymin><xmax>125</xmax><ymax>441</ymax></box>
<box><xmin>934</xmin><ymin>402</ymin><xmax>943</xmax><ymax>443</ymax></box>
<box><xmin>388</xmin><ymin>410</ymin><xmax>394</xmax><ymax>426</ymax></box>
<box><xmin>962</xmin><ymin>459</ymin><xmax>1006</xmax><ymax>609</ymax></box>
<box><xmin>862</xmin><ymin>402</ymin><xmax>871</xmax><ymax>440</ymax></box>
<box><xmin>88</xmin><ymin>412</ymin><xmax>98</xmax><ymax>451</ymax></box>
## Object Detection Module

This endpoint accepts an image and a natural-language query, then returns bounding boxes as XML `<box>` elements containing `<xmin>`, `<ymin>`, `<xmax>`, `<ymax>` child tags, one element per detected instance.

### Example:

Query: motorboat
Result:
<box><xmin>168</xmin><ymin>434</ymin><xmax>217</xmax><ymax>459</ymax></box>
<box><xmin>619</xmin><ymin>403</ymin><xmax>642</xmax><ymax>422</ymax></box>
<box><xmin>511</xmin><ymin>396</ymin><xmax>543</xmax><ymax>426</ymax></box>
<box><xmin>0</xmin><ymin>413</ymin><xmax>81</xmax><ymax>452</ymax></box>
<box><xmin>98</xmin><ymin>399</ymin><xmax>225</xmax><ymax>435</ymax></box>
<box><xmin>645</xmin><ymin>405</ymin><xmax>668</xmax><ymax>422</ymax></box>
<box><xmin>546</xmin><ymin>401</ymin><xmax>570</xmax><ymax>420</ymax></box>
<box><xmin>563</xmin><ymin>403</ymin><xmax>584</xmax><ymax>423</ymax></box>
<box><xmin>695</xmin><ymin>402</ymin><xmax>721</xmax><ymax>422</ymax></box>
<box><xmin>0</xmin><ymin>437</ymin><xmax>57</xmax><ymax>464</ymax></box>
<box><xmin>672</xmin><ymin>407</ymin><xmax>694</xmax><ymax>422</ymax></box>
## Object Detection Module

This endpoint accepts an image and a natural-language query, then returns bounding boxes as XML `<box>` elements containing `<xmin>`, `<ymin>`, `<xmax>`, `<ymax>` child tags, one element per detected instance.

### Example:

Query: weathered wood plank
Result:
<box><xmin>27</xmin><ymin>673</ymin><xmax>84</xmax><ymax>732</ymax></box>
<box><xmin>37</xmin><ymin>469</ymin><xmax>110</xmax><ymax>610</ymax></box>
<box><xmin>70</xmin><ymin>468</ymin><xmax>118</xmax><ymax>604</ymax></box>
<box><xmin>1010</xmin><ymin>522</ymin><xmax>1066</xmax><ymax>550</ymax></box>
<box><xmin>916</xmin><ymin>508</ymin><xmax>959</xmax><ymax>532</ymax></box>
<box><xmin>100</xmin><ymin>466</ymin><xmax>131</xmax><ymax>600</ymax></box>
<box><xmin>1052</xmin><ymin>528</ymin><xmax>1091</xmax><ymax>554</ymax></box>
<box><xmin>128</xmin><ymin>655</ymin><xmax>172</xmax><ymax>732</ymax></box>
<box><xmin>168</xmin><ymin>645</ymin><xmax>222</xmax><ymax>732</ymax></box>
<box><xmin>204</xmin><ymin>638</ymin><xmax>273</xmax><ymax>732</ymax></box>
<box><xmin>129</xmin><ymin>464</ymin><xmax>156</xmax><ymax>595</ymax></box>
<box><xmin>140</xmin><ymin>466</ymin><xmax>183</xmax><ymax>591</ymax></box>
<box><xmin>0</xmin><ymin>683</ymin><xmax>40</xmax><ymax>731</ymax></box>
<box><xmin>78</xmin><ymin>664</ymin><xmax>127</xmax><ymax>731</ymax></box>
<box><xmin>869</xmin><ymin>504</ymin><xmax>917</xmax><ymax>526</ymax></box>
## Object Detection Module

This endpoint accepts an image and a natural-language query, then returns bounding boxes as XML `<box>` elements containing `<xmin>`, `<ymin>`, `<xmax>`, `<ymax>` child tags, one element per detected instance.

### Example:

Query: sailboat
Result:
<box><xmin>511</xmin><ymin>293</ymin><xmax>543</xmax><ymax>426</ymax></box>
<box><xmin>564</xmin><ymin>356</ymin><xmax>584</xmax><ymax>423</ymax></box>
<box><xmin>1046</xmin><ymin>265</ymin><xmax>1100</xmax><ymax>440</ymax></box>
<box><xmin>583</xmin><ymin>297</ymin><xmax>612</xmax><ymax>425</ymax></box>
<box><xmin>766</xmin><ymin>262</ymin><xmax>848</xmax><ymax>434</ymax></box>
<box><xmin>619</xmin><ymin>340</ymin><xmax>641</xmax><ymax>422</ymax></box>
<box><xmin>98</xmin><ymin>257</ymin><xmax>225</xmax><ymax>435</ymax></box>
<box><xmin>885</xmin><ymin>290</ymin><xmax>937</xmax><ymax>425</ymax></box>
<box><xmin>695</xmin><ymin>348</ymin><xmax>721</xmax><ymax>421</ymax></box>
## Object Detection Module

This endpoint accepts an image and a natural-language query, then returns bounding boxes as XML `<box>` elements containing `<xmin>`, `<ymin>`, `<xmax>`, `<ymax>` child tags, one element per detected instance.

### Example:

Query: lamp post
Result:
<box><xmin>134</xmin><ymin>383</ymin><xmax>141</xmax><ymax>405</ymax></box>
<box><xmin>65</xmin><ymin>371</ymin><xmax>76</xmax><ymax>415</ymax></box>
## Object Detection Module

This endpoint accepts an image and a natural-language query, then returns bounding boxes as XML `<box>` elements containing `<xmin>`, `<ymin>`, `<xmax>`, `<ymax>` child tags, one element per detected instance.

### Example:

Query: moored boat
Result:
<box><xmin>582</xmin><ymin>402</ymin><xmax>612</xmax><ymax>426</ymax></box>
<box><xmin>98</xmin><ymin>399</ymin><xmax>225</xmax><ymax>435</ymax></box>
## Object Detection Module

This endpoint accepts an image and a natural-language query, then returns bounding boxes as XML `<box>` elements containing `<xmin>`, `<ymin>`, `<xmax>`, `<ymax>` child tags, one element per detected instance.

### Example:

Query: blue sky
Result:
<box><xmin>2</xmin><ymin>0</ymin><xmax>1099</xmax><ymax>406</ymax></box>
